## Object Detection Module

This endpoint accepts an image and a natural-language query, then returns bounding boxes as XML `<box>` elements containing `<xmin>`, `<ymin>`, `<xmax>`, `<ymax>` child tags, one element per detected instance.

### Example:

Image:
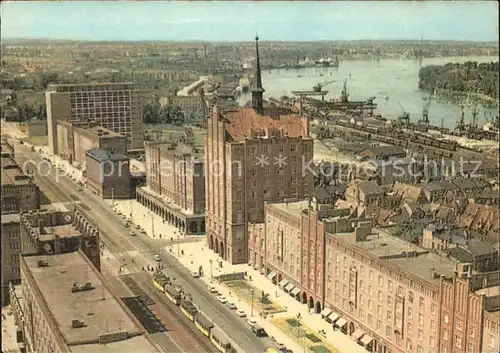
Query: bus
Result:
<box><xmin>180</xmin><ymin>300</ymin><xmax>198</xmax><ymax>321</ymax></box>
<box><xmin>164</xmin><ymin>283</ymin><xmax>182</xmax><ymax>305</ymax></box>
<box><xmin>194</xmin><ymin>312</ymin><xmax>214</xmax><ymax>337</ymax></box>
<box><xmin>210</xmin><ymin>327</ymin><xmax>235</xmax><ymax>353</ymax></box>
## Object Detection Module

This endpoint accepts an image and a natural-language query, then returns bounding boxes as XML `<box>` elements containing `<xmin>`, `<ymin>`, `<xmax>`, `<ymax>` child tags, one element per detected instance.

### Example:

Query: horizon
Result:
<box><xmin>1</xmin><ymin>1</ymin><xmax>499</xmax><ymax>42</ymax></box>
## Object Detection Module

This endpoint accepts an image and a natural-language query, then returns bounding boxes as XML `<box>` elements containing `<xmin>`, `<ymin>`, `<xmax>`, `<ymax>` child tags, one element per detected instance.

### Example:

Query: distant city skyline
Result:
<box><xmin>1</xmin><ymin>1</ymin><xmax>499</xmax><ymax>42</ymax></box>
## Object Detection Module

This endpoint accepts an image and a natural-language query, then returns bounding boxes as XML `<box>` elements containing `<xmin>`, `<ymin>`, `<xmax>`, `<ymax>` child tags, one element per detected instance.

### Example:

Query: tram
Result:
<box><xmin>194</xmin><ymin>312</ymin><xmax>214</xmax><ymax>337</ymax></box>
<box><xmin>210</xmin><ymin>327</ymin><xmax>236</xmax><ymax>353</ymax></box>
<box><xmin>152</xmin><ymin>273</ymin><xmax>168</xmax><ymax>292</ymax></box>
<box><xmin>180</xmin><ymin>299</ymin><xmax>198</xmax><ymax>321</ymax></box>
<box><xmin>164</xmin><ymin>283</ymin><xmax>182</xmax><ymax>305</ymax></box>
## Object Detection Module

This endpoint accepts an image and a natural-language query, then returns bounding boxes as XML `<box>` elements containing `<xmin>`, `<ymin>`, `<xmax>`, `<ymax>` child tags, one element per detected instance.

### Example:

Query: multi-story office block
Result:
<box><xmin>46</xmin><ymin>82</ymin><xmax>143</xmax><ymax>154</ymax></box>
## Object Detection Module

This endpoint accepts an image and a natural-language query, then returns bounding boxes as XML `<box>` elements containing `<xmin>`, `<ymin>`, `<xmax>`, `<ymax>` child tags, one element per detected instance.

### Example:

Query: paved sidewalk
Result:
<box><xmin>109</xmin><ymin>200</ymin><xmax>204</xmax><ymax>244</ymax></box>
<box><xmin>170</xmin><ymin>242</ymin><xmax>367</xmax><ymax>353</ymax></box>
<box><xmin>2</xmin><ymin>307</ymin><xmax>22</xmax><ymax>353</ymax></box>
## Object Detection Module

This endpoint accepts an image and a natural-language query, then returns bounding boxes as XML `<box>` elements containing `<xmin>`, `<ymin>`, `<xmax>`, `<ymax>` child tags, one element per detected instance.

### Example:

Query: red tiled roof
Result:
<box><xmin>221</xmin><ymin>107</ymin><xmax>308</xmax><ymax>141</ymax></box>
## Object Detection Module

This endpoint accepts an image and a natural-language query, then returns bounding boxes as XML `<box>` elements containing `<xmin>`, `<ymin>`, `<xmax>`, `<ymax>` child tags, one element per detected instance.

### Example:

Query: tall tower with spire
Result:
<box><xmin>250</xmin><ymin>35</ymin><xmax>265</xmax><ymax>114</ymax></box>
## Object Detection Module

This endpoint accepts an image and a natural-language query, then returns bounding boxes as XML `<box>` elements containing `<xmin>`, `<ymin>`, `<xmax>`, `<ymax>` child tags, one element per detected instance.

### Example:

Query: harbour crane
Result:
<box><xmin>340</xmin><ymin>79</ymin><xmax>350</xmax><ymax>103</ymax></box>
<box><xmin>313</xmin><ymin>80</ymin><xmax>335</xmax><ymax>93</ymax></box>
<box><xmin>420</xmin><ymin>90</ymin><xmax>433</xmax><ymax>125</ymax></box>
<box><xmin>397</xmin><ymin>101</ymin><xmax>410</xmax><ymax>125</ymax></box>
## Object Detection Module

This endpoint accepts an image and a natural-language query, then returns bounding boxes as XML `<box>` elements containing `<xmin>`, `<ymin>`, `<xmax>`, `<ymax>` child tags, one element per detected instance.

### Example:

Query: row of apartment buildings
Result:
<box><xmin>247</xmin><ymin>198</ymin><xmax>499</xmax><ymax>353</ymax></box>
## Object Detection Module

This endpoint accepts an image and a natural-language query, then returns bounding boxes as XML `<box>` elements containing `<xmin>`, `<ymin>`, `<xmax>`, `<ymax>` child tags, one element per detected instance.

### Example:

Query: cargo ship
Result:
<box><xmin>315</xmin><ymin>56</ymin><xmax>339</xmax><ymax>67</ymax></box>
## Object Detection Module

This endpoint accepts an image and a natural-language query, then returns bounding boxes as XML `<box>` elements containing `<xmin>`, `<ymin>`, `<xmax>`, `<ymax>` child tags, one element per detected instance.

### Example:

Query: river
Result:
<box><xmin>237</xmin><ymin>55</ymin><xmax>498</xmax><ymax>130</ymax></box>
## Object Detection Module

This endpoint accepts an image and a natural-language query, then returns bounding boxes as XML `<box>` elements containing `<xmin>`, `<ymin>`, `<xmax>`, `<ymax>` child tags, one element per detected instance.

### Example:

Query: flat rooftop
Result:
<box><xmin>78</xmin><ymin>125</ymin><xmax>125</xmax><ymax>139</ymax></box>
<box><xmin>86</xmin><ymin>148</ymin><xmax>129</xmax><ymax>162</ymax></box>
<box><xmin>268</xmin><ymin>200</ymin><xmax>309</xmax><ymax>218</ymax></box>
<box><xmin>23</xmin><ymin>252</ymin><xmax>157</xmax><ymax>351</ymax></box>
<box><xmin>1</xmin><ymin>213</ymin><xmax>21</xmax><ymax>224</ymax></box>
<box><xmin>476</xmin><ymin>285</ymin><xmax>500</xmax><ymax>298</ymax></box>
<box><xmin>1</xmin><ymin>156</ymin><xmax>31</xmax><ymax>186</ymax></box>
<box><xmin>341</xmin><ymin>230</ymin><xmax>457</xmax><ymax>285</ymax></box>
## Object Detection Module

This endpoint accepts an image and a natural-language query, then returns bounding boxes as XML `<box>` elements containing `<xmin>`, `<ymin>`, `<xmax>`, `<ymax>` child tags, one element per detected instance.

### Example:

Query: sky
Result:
<box><xmin>1</xmin><ymin>1</ymin><xmax>498</xmax><ymax>42</ymax></box>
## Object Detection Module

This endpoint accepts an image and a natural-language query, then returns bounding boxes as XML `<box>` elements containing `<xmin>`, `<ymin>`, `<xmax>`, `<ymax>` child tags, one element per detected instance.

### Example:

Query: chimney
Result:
<box><xmin>38</xmin><ymin>218</ymin><xmax>45</xmax><ymax>234</ymax></box>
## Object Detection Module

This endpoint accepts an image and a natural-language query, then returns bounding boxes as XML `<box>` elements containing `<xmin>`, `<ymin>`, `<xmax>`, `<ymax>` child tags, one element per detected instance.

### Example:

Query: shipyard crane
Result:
<box><xmin>420</xmin><ymin>90</ymin><xmax>433</xmax><ymax>125</ymax></box>
<box><xmin>397</xmin><ymin>101</ymin><xmax>410</xmax><ymax>125</ymax></box>
<box><xmin>313</xmin><ymin>80</ymin><xmax>335</xmax><ymax>93</ymax></box>
<box><xmin>455</xmin><ymin>105</ymin><xmax>467</xmax><ymax>133</ymax></box>
<box><xmin>340</xmin><ymin>79</ymin><xmax>350</xmax><ymax>103</ymax></box>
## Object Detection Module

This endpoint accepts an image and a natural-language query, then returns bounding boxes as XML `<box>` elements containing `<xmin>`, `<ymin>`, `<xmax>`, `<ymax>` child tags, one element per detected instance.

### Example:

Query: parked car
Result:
<box><xmin>153</xmin><ymin>254</ymin><xmax>161</xmax><ymax>261</ymax></box>
<box><xmin>129</xmin><ymin>231</ymin><xmax>136</xmax><ymax>236</ymax></box>
<box><xmin>246</xmin><ymin>318</ymin><xmax>258</xmax><ymax>327</ymax></box>
<box><xmin>226</xmin><ymin>300</ymin><xmax>236</xmax><ymax>309</ymax></box>
<box><xmin>191</xmin><ymin>271</ymin><xmax>200</xmax><ymax>278</ymax></box>
<box><xmin>216</xmin><ymin>296</ymin><xmax>227</xmax><ymax>304</ymax></box>
<box><xmin>252</xmin><ymin>325</ymin><xmax>267</xmax><ymax>337</ymax></box>
<box><xmin>274</xmin><ymin>342</ymin><xmax>286</xmax><ymax>350</ymax></box>
<box><xmin>236</xmin><ymin>309</ymin><xmax>246</xmax><ymax>318</ymax></box>
<box><xmin>207</xmin><ymin>285</ymin><xmax>218</xmax><ymax>293</ymax></box>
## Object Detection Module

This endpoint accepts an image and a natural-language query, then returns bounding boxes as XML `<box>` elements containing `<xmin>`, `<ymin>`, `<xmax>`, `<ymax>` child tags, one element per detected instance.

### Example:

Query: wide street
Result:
<box><xmin>12</xmin><ymin>140</ymin><xmax>272</xmax><ymax>353</ymax></box>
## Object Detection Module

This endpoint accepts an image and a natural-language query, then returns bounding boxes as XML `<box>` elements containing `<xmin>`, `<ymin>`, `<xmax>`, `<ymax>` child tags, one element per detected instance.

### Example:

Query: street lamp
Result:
<box><xmin>296</xmin><ymin>313</ymin><xmax>305</xmax><ymax>353</ymax></box>
<box><xmin>209</xmin><ymin>259</ymin><xmax>213</xmax><ymax>283</ymax></box>
<box><xmin>250</xmin><ymin>288</ymin><xmax>255</xmax><ymax>317</ymax></box>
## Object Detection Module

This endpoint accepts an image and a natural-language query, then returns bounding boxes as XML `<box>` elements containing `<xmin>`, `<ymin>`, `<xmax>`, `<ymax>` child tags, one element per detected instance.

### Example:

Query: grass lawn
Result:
<box><xmin>272</xmin><ymin>317</ymin><xmax>339</xmax><ymax>353</ymax></box>
<box><xmin>224</xmin><ymin>280</ymin><xmax>286</xmax><ymax>315</ymax></box>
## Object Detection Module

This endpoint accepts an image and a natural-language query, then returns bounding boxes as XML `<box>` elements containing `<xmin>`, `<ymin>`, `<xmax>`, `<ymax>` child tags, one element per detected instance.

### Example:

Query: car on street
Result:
<box><xmin>236</xmin><ymin>309</ymin><xmax>246</xmax><ymax>318</ymax></box>
<box><xmin>122</xmin><ymin>222</ymin><xmax>130</xmax><ymax>228</ymax></box>
<box><xmin>246</xmin><ymin>318</ymin><xmax>258</xmax><ymax>327</ymax></box>
<box><xmin>226</xmin><ymin>300</ymin><xmax>236</xmax><ymax>309</ymax></box>
<box><xmin>134</xmin><ymin>224</ymin><xmax>140</xmax><ymax>230</ymax></box>
<box><xmin>207</xmin><ymin>285</ymin><xmax>218</xmax><ymax>293</ymax></box>
<box><xmin>153</xmin><ymin>254</ymin><xmax>161</xmax><ymax>261</ymax></box>
<box><xmin>216</xmin><ymin>296</ymin><xmax>227</xmax><ymax>304</ymax></box>
<box><xmin>129</xmin><ymin>231</ymin><xmax>136</xmax><ymax>236</ymax></box>
<box><xmin>191</xmin><ymin>271</ymin><xmax>200</xmax><ymax>278</ymax></box>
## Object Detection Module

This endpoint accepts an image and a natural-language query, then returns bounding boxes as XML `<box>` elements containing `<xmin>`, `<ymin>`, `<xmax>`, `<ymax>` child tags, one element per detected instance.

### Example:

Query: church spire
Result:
<box><xmin>250</xmin><ymin>35</ymin><xmax>265</xmax><ymax>114</ymax></box>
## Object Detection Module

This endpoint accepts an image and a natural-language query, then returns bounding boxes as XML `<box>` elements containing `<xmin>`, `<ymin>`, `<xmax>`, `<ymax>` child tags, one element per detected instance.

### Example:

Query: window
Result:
<box><xmin>11</xmin><ymin>268</ymin><xmax>20</xmax><ymax>276</ymax></box>
<box><xmin>430</xmin><ymin>337</ymin><xmax>435</xmax><ymax>348</ymax></box>
<box><xmin>368</xmin><ymin>285</ymin><xmax>373</xmax><ymax>295</ymax></box>
<box><xmin>359</xmin><ymin>294</ymin><xmax>364</xmax><ymax>306</ymax></box>
<box><xmin>386</xmin><ymin>326</ymin><xmax>392</xmax><ymax>337</ymax></box>
<box><xmin>443</xmin><ymin>329</ymin><xmax>449</xmax><ymax>341</ymax></box>
<box><xmin>417</xmin><ymin>346</ymin><xmax>423</xmax><ymax>353</ymax></box>
<box><xmin>430</xmin><ymin>320</ymin><xmax>436</xmax><ymax>331</ymax></box>
<box><xmin>377</xmin><ymin>305</ymin><xmax>382</xmax><ymax>316</ymax></box>
<box><xmin>367</xmin><ymin>314</ymin><xmax>372</xmax><ymax>325</ymax></box>
<box><xmin>378</xmin><ymin>290</ymin><xmax>383</xmax><ymax>302</ymax></box>
<box><xmin>388</xmin><ymin>280</ymin><xmax>393</xmax><ymax>292</ymax></box>
<box><xmin>418</xmin><ymin>330</ymin><xmax>423</xmax><ymax>341</ymax></box>
<box><xmin>406</xmin><ymin>339</ymin><xmax>413</xmax><ymax>352</ymax></box>
<box><xmin>368</xmin><ymin>300</ymin><xmax>373</xmax><ymax>310</ymax></box>
<box><xmin>387</xmin><ymin>296</ymin><xmax>392</xmax><ymax>306</ymax></box>
<box><xmin>408</xmin><ymin>291</ymin><xmax>413</xmax><ymax>303</ymax></box>
<box><xmin>378</xmin><ymin>275</ymin><xmax>383</xmax><ymax>286</ymax></box>
<box><xmin>360</xmin><ymin>266</ymin><xmax>365</xmax><ymax>276</ymax></box>
<box><xmin>489</xmin><ymin>334</ymin><xmax>496</xmax><ymax>347</ymax></box>
<box><xmin>444</xmin><ymin>312</ymin><xmax>449</xmax><ymax>324</ymax></box>
<box><xmin>468</xmin><ymin>343</ymin><xmax>475</xmax><ymax>353</ymax></box>
<box><xmin>419</xmin><ymin>297</ymin><xmax>424</xmax><ymax>308</ymax></box>
<box><xmin>418</xmin><ymin>313</ymin><xmax>424</xmax><ymax>326</ymax></box>
<box><xmin>455</xmin><ymin>335</ymin><xmax>462</xmax><ymax>348</ymax></box>
<box><xmin>387</xmin><ymin>311</ymin><xmax>392</xmax><ymax>321</ymax></box>
<box><xmin>377</xmin><ymin>320</ymin><xmax>382</xmax><ymax>330</ymax></box>
<box><xmin>407</xmin><ymin>323</ymin><xmax>412</xmax><ymax>335</ymax></box>
<box><xmin>369</xmin><ymin>270</ymin><xmax>373</xmax><ymax>280</ymax></box>
<box><xmin>442</xmin><ymin>345</ymin><xmax>448</xmax><ymax>353</ymax></box>
<box><xmin>469</xmin><ymin>326</ymin><xmax>475</xmax><ymax>338</ymax></box>
<box><xmin>431</xmin><ymin>303</ymin><xmax>437</xmax><ymax>315</ymax></box>
<box><xmin>360</xmin><ymin>280</ymin><xmax>364</xmax><ymax>291</ymax></box>
<box><xmin>408</xmin><ymin>307</ymin><xmax>413</xmax><ymax>318</ymax></box>
<box><xmin>455</xmin><ymin>320</ymin><xmax>463</xmax><ymax>331</ymax></box>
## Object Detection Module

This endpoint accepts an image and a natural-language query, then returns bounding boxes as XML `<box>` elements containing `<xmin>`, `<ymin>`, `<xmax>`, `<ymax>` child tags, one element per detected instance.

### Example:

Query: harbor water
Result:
<box><xmin>238</xmin><ymin>55</ymin><xmax>498</xmax><ymax>130</ymax></box>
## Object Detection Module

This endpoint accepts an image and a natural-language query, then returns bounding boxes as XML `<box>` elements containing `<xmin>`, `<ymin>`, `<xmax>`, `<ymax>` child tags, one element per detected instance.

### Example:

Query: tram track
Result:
<box><xmin>13</xmin><ymin>146</ymin><xmax>215</xmax><ymax>353</ymax></box>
